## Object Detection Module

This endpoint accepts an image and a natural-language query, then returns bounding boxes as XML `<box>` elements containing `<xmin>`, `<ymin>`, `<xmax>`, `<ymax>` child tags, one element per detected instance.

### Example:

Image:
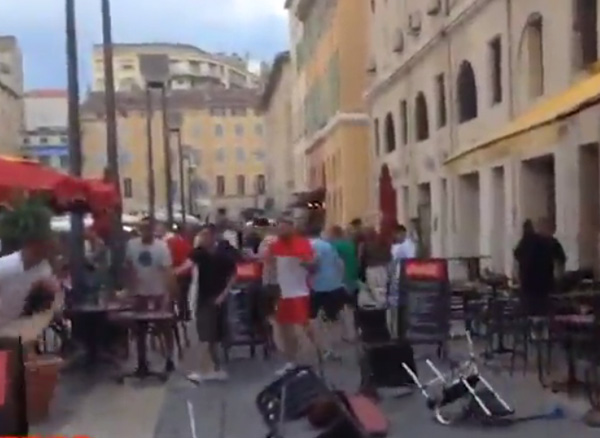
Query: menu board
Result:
<box><xmin>400</xmin><ymin>258</ymin><xmax>451</xmax><ymax>343</ymax></box>
<box><xmin>224</xmin><ymin>288</ymin><xmax>255</xmax><ymax>345</ymax></box>
<box><xmin>0</xmin><ymin>337</ymin><xmax>28</xmax><ymax>436</ymax></box>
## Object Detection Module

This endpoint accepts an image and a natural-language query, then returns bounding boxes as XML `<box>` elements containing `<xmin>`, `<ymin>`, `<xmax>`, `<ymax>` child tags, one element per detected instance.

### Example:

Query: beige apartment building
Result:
<box><xmin>21</xmin><ymin>89</ymin><xmax>69</xmax><ymax>171</ymax></box>
<box><xmin>367</xmin><ymin>0</ymin><xmax>600</xmax><ymax>274</ymax></box>
<box><xmin>80</xmin><ymin>88</ymin><xmax>267</xmax><ymax>218</ymax></box>
<box><xmin>92</xmin><ymin>43</ymin><xmax>261</xmax><ymax>92</ymax></box>
<box><xmin>286</xmin><ymin>0</ymin><xmax>371</xmax><ymax>226</ymax></box>
<box><xmin>259</xmin><ymin>51</ymin><xmax>294</xmax><ymax>213</ymax></box>
<box><xmin>0</xmin><ymin>36</ymin><xmax>23</xmax><ymax>156</ymax></box>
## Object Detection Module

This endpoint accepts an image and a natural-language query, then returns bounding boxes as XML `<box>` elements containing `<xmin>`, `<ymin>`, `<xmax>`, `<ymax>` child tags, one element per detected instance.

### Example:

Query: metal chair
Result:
<box><xmin>402</xmin><ymin>332</ymin><xmax>514</xmax><ymax>425</ymax></box>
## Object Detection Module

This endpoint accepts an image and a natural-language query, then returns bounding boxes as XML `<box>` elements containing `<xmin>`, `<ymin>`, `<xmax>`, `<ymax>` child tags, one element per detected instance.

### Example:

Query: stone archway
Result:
<box><xmin>379</xmin><ymin>164</ymin><xmax>397</xmax><ymax>232</ymax></box>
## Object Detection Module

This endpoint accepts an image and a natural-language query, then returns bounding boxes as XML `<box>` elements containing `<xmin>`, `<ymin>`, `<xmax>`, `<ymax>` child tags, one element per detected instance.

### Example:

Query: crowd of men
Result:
<box><xmin>0</xmin><ymin>199</ymin><xmax>574</xmax><ymax>389</ymax></box>
<box><xmin>0</xmin><ymin>204</ymin><xmax>418</xmax><ymax>383</ymax></box>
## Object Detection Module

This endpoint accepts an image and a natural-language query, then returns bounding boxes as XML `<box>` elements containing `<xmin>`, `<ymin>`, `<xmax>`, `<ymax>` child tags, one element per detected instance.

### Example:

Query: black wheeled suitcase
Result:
<box><xmin>361</xmin><ymin>340</ymin><xmax>417</xmax><ymax>389</ymax></box>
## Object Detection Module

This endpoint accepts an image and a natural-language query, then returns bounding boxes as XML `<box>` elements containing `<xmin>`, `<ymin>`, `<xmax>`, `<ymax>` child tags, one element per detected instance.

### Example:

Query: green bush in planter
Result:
<box><xmin>0</xmin><ymin>196</ymin><xmax>53</xmax><ymax>250</ymax></box>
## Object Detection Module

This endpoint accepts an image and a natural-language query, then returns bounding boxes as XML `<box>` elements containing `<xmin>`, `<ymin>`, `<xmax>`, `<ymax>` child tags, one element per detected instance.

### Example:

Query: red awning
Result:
<box><xmin>84</xmin><ymin>179</ymin><xmax>120</xmax><ymax>212</ymax></box>
<box><xmin>0</xmin><ymin>157</ymin><xmax>85</xmax><ymax>204</ymax></box>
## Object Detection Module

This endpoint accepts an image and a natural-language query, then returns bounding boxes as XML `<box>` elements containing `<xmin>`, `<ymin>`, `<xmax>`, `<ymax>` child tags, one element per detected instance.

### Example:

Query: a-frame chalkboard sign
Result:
<box><xmin>399</xmin><ymin>258</ymin><xmax>451</xmax><ymax>352</ymax></box>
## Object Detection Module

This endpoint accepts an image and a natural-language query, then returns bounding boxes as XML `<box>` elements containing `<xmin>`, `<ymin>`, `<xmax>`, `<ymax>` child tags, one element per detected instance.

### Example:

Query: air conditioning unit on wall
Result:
<box><xmin>408</xmin><ymin>12</ymin><xmax>422</xmax><ymax>36</ymax></box>
<box><xmin>393</xmin><ymin>29</ymin><xmax>405</xmax><ymax>53</ymax></box>
<box><xmin>366</xmin><ymin>57</ymin><xmax>377</xmax><ymax>73</ymax></box>
<box><xmin>427</xmin><ymin>0</ymin><xmax>442</xmax><ymax>16</ymax></box>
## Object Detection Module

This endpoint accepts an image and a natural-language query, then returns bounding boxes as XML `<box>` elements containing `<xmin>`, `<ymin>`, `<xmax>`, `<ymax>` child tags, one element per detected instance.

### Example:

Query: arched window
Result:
<box><xmin>457</xmin><ymin>61</ymin><xmax>478</xmax><ymax>123</ymax></box>
<box><xmin>519</xmin><ymin>13</ymin><xmax>544</xmax><ymax>98</ymax></box>
<box><xmin>384</xmin><ymin>113</ymin><xmax>396</xmax><ymax>153</ymax></box>
<box><xmin>415</xmin><ymin>92</ymin><xmax>429</xmax><ymax>141</ymax></box>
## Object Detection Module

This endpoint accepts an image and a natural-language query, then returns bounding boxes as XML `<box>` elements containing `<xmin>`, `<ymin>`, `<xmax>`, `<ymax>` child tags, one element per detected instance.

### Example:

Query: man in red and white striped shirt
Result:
<box><xmin>266</xmin><ymin>218</ymin><xmax>316</xmax><ymax>375</ymax></box>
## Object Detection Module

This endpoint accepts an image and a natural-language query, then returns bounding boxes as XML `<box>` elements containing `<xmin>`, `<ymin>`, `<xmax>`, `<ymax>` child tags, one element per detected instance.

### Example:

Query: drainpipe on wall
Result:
<box><xmin>444</xmin><ymin>30</ymin><xmax>456</xmax><ymax>233</ymax></box>
<box><xmin>506</xmin><ymin>0</ymin><xmax>520</xmax><ymax>257</ymax></box>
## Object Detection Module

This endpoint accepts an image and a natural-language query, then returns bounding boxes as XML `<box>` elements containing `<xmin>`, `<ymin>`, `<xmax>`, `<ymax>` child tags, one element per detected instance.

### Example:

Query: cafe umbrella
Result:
<box><xmin>0</xmin><ymin>156</ymin><xmax>85</xmax><ymax>206</ymax></box>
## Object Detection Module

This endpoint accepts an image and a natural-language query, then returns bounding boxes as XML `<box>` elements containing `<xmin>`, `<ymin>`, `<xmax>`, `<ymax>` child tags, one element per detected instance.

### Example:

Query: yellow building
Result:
<box><xmin>286</xmin><ymin>0</ymin><xmax>370</xmax><ymax>225</ymax></box>
<box><xmin>91</xmin><ymin>43</ymin><xmax>261</xmax><ymax>92</ymax></box>
<box><xmin>80</xmin><ymin>88</ymin><xmax>268</xmax><ymax>219</ymax></box>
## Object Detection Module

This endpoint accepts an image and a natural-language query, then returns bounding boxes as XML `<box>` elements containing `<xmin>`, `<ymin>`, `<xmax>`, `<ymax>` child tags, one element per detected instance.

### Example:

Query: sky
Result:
<box><xmin>0</xmin><ymin>0</ymin><xmax>289</xmax><ymax>90</ymax></box>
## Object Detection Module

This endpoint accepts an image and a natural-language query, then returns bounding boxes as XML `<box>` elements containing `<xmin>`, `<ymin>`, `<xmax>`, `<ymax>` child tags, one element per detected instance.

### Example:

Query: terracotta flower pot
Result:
<box><xmin>25</xmin><ymin>355</ymin><xmax>63</xmax><ymax>424</ymax></box>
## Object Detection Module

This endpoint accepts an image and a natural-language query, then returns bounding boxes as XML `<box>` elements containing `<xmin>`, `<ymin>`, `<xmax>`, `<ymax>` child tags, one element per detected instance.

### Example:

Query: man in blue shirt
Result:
<box><xmin>308</xmin><ymin>227</ymin><xmax>345</xmax><ymax>359</ymax></box>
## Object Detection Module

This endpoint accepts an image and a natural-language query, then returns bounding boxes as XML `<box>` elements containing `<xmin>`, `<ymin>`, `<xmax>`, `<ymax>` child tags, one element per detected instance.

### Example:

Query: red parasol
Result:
<box><xmin>0</xmin><ymin>156</ymin><xmax>85</xmax><ymax>205</ymax></box>
<box><xmin>84</xmin><ymin>178</ymin><xmax>121</xmax><ymax>212</ymax></box>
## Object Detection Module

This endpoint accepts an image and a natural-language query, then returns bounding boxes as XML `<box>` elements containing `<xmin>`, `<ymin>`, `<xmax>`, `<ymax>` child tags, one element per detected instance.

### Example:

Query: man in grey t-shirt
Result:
<box><xmin>125</xmin><ymin>217</ymin><xmax>175</xmax><ymax>372</ymax></box>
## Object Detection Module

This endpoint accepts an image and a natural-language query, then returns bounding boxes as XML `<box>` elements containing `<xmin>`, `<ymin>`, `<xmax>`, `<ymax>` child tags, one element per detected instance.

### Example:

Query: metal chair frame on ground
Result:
<box><xmin>402</xmin><ymin>332</ymin><xmax>514</xmax><ymax>426</ymax></box>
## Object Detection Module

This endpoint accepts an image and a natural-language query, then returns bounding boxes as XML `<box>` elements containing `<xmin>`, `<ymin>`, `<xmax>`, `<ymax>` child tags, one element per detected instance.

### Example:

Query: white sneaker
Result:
<box><xmin>275</xmin><ymin>362</ymin><xmax>296</xmax><ymax>376</ymax></box>
<box><xmin>187</xmin><ymin>372</ymin><xmax>205</xmax><ymax>383</ymax></box>
<box><xmin>323</xmin><ymin>350</ymin><xmax>342</xmax><ymax>362</ymax></box>
<box><xmin>187</xmin><ymin>371</ymin><xmax>228</xmax><ymax>383</ymax></box>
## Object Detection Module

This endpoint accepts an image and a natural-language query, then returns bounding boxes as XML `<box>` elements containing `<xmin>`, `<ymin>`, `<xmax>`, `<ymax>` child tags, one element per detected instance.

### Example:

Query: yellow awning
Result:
<box><xmin>445</xmin><ymin>71</ymin><xmax>600</xmax><ymax>171</ymax></box>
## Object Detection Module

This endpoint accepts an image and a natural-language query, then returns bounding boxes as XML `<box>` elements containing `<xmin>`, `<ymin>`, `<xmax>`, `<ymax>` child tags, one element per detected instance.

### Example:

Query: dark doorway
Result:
<box><xmin>579</xmin><ymin>143</ymin><xmax>600</xmax><ymax>271</ymax></box>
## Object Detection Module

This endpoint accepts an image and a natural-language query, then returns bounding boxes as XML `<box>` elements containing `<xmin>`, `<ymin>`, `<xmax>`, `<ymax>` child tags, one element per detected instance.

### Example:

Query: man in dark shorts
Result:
<box><xmin>308</xmin><ymin>227</ymin><xmax>345</xmax><ymax>359</ymax></box>
<box><xmin>175</xmin><ymin>224</ymin><xmax>236</xmax><ymax>382</ymax></box>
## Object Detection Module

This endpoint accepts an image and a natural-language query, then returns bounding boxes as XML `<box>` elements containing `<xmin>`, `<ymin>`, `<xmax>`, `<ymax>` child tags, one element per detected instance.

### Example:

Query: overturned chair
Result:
<box><xmin>402</xmin><ymin>332</ymin><xmax>514</xmax><ymax>426</ymax></box>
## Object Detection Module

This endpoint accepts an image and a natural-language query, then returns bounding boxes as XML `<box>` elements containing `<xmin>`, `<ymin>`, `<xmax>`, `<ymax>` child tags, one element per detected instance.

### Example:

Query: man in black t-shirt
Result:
<box><xmin>176</xmin><ymin>224</ymin><xmax>236</xmax><ymax>382</ymax></box>
<box><xmin>514</xmin><ymin>219</ymin><xmax>566</xmax><ymax>316</ymax></box>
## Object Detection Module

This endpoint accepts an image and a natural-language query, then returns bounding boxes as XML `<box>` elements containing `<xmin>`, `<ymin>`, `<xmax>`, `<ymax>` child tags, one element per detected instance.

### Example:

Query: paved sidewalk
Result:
<box><xmin>153</xmin><ymin>343</ymin><xmax>598</xmax><ymax>438</ymax></box>
<box><xmin>31</xmin><ymin>336</ymin><xmax>598</xmax><ymax>438</ymax></box>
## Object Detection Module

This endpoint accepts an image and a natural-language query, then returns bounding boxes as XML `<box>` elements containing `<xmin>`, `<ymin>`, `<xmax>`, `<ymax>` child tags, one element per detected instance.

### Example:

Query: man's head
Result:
<box><xmin>196</xmin><ymin>224</ymin><xmax>217</xmax><ymax>249</ymax></box>
<box><xmin>395</xmin><ymin>224</ymin><xmax>408</xmax><ymax>243</ymax></box>
<box><xmin>277</xmin><ymin>217</ymin><xmax>295</xmax><ymax>240</ymax></box>
<box><xmin>154</xmin><ymin>222</ymin><xmax>168</xmax><ymax>239</ymax></box>
<box><xmin>138</xmin><ymin>217</ymin><xmax>155</xmax><ymax>242</ymax></box>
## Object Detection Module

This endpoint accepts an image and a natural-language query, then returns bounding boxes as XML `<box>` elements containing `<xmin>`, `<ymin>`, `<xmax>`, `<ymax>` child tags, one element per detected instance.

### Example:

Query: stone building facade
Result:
<box><xmin>367</xmin><ymin>0</ymin><xmax>600</xmax><ymax>274</ymax></box>
<box><xmin>259</xmin><ymin>51</ymin><xmax>295</xmax><ymax>213</ymax></box>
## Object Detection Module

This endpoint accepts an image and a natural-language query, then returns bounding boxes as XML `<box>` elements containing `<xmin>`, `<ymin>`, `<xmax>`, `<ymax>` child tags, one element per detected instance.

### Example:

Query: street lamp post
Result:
<box><xmin>160</xmin><ymin>87</ymin><xmax>174</xmax><ymax>228</ymax></box>
<box><xmin>144</xmin><ymin>86</ymin><xmax>156</xmax><ymax>222</ymax></box>
<box><xmin>65</xmin><ymin>0</ymin><xmax>85</xmax><ymax>292</ymax></box>
<box><xmin>187</xmin><ymin>163</ymin><xmax>194</xmax><ymax>216</ymax></box>
<box><xmin>168</xmin><ymin>112</ymin><xmax>185</xmax><ymax>227</ymax></box>
<box><xmin>139</xmin><ymin>54</ymin><xmax>170</xmax><ymax>225</ymax></box>
<box><xmin>100</xmin><ymin>0</ymin><xmax>123</xmax><ymax>282</ymax></box>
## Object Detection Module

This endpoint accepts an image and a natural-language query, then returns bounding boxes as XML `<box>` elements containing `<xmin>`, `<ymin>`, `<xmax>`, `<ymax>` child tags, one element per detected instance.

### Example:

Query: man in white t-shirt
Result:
<box><xmin>391</xmin><ymin>224</ymin><xmax>416</xmax><ymax>261</ymax></box>
<box><xmin>125</xmin><ymin>216</ymin><xmax>175</xmax><ymax>372</ymax></box>
<box><xmin>0</xmin><ymin>240</ymin><xmax>61</xmax><ymax>328</ymax></box>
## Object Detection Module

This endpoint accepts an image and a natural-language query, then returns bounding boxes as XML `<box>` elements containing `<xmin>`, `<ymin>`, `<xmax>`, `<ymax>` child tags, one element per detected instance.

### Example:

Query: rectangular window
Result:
<box><xmin>489</xmin><ymin>36</ymin><xmax>503</xmax><ymax>104</ymax></box>
<box><xmin>237</xmin><ymin>175</ymin><xmax>245</xmax><ymax>196</ymax></box>
<box><xmin>435</xmin><ymin>73</ymin><xmax>447</xmax><ymax>128</ymax></box>
<box><xmin>59</xmin><ymin>155</ymin><xmax>69</xmax><ymax>170</ymax></box>
<box><xmin>256</xmin><ymin>174</ymin><xmax>266</xmax><ymax>194</ymax></box>
<box><xmin>123</xmin><ymin>177</ymin><xmax>133</xmax><ymax>198</ymax></box>
<box><xmin>400</xmin><ymin>100</ymin><xmax>408</xmax><ymax>144</ymax></box>
<box><xmin>576</xmin><ymin>0</ymin><xmax>598</xmax><ymax>67</ymax></box>
<box><xmin>216</xmin><ymin>175</ymin><xmax>225</xmax><ymax>196</ymax></box>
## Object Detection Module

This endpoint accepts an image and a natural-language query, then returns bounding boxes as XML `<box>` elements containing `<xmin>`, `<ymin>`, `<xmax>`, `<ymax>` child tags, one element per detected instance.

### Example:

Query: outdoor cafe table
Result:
<box><xmin>64</xmin><ymin>301</ymin><xmax>131</xmax><ymax>366</ymax></box>
<box><xmin>111</xmin><ymin>310</ymin><xmax>175</xmax><ymax>383</ymax></box>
